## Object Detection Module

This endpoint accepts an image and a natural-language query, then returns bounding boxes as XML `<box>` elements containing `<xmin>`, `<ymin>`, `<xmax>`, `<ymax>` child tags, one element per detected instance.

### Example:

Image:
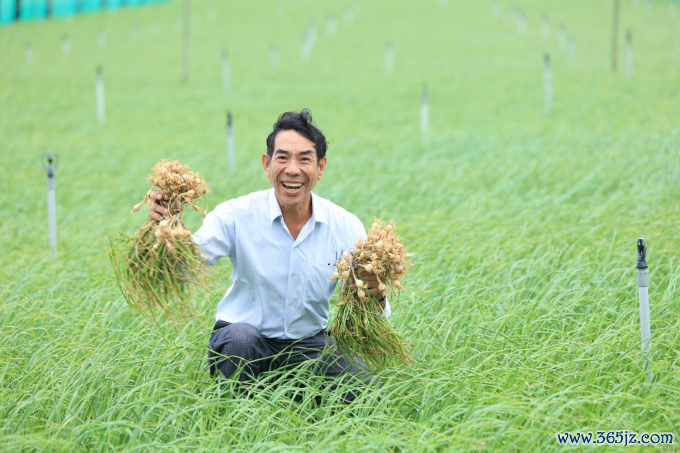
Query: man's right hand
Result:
<box><xmin>148</xmin><ymin>191</ymin><xmax>170</xmax><ymax>221</ymax></box>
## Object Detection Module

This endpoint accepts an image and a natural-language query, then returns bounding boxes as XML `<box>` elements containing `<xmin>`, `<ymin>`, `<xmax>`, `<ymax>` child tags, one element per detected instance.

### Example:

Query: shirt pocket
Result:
<box><xmin>304</xmin><ymin>261</ymin><xmax>337</xmax><ymax>305</ymax></box>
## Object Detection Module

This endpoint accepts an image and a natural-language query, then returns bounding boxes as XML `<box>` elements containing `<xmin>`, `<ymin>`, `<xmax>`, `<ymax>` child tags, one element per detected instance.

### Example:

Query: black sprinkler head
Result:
<box><xmin>637</xmin><ymin>238</ymin><xmax>647</xmax><ymax>270</ymax></box>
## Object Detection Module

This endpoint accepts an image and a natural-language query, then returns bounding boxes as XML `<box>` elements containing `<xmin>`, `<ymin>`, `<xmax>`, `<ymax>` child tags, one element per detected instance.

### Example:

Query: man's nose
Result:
<box><xmin>285</xmin><ymin>162</ymin><xmax>301</xmax><ymax>175</ymax></box>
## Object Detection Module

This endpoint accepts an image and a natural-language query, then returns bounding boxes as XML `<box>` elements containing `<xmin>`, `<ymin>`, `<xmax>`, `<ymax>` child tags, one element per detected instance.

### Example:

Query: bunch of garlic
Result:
<box><xmin>110</xmin><ymin>159</ymin><xmax>218</xmax><ymax>324</ymax></box>
<box><xmin>129</xmin><ymin>159</ymin><xmax>210</xmax><ymax>247</ymax></box>
<box><xmin>332</xmin><ymin>219</ymin><xmax>413</xmax><ymax>299</ymax></box>
<box><xmin>147</xmin><ymin>159</ymin><xmax>209</xmax><ymax>198</ymax></box>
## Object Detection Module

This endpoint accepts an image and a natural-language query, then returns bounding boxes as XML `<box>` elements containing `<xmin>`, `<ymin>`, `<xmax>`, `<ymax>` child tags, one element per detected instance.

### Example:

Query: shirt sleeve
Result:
<box><xmin>343</xmin><ymin>215</ymin><xmax>367</xmax><ymax>252</ymax></box>
<box><xmin>381</xmin><ymin>297</ymin><xmax>392</xmax><ymax>319</ymax></box>
<box><xmin>191</xmin><ymin>202</ymin><xmax>234</xmax><ymax>266</ymax></box>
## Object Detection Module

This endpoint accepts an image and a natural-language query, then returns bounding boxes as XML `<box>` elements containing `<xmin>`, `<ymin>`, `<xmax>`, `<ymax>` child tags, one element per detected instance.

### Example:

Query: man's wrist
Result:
<box><xmin>375</xmin><ymin>294</ymin><xmax>386</xmax><ymax>311</ymax></box>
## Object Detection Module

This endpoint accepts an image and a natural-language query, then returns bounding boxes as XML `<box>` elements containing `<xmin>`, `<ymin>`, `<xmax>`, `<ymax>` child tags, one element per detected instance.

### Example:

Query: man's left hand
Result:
<box><xmin>350</xmin><ymin>271</ymin><xmax>385</xmax><ymax>303</ymax></box>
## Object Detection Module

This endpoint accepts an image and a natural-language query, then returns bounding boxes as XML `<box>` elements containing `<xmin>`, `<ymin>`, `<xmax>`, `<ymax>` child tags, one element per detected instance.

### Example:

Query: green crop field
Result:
<box><xmin>1</xmin><ymin>0</ymin><xmax>680</xmax><ymax>450</ymax></box>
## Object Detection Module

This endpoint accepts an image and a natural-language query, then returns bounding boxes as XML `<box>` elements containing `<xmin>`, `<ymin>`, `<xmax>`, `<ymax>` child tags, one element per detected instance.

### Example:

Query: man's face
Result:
<box><xmin>262</xmin><ymin>129</ymin><xmax>327</xmax><ymax>209</ymax></box>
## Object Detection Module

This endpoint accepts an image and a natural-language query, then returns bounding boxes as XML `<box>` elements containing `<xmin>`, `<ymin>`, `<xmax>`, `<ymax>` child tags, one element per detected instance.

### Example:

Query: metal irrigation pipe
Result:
<box><xmin>226</xmin><ymin>111</ymin><xmax>235</xmax><ymax>171</ymax></box>
<box><xmin>636</xmin><ymin>238</ymin><xmax>653</xmax><ymax>383</ymax></box>
<box><xmin>42</xmin><ymin>154</ymin><xmax>59</xmax><ymax>260</ymax></box>
<box><xmin>420</xmin><ymin>82</ymin><xmax>429</xmax><ymax>133</ymax></box>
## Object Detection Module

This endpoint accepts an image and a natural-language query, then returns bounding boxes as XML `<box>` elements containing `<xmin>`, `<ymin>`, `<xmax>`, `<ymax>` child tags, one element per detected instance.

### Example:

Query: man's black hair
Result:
<box><xmin>266</xmin><ymin>109</ymin><xmax>327</xmax><ymax>164</ymax></box>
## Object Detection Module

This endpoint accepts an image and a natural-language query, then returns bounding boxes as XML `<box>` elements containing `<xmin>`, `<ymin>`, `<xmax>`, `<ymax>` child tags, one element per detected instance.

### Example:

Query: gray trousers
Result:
<box><xmin>208</xmin><ymin>321</ymin><xmax>378</xmax><ymax>402</ymax></box>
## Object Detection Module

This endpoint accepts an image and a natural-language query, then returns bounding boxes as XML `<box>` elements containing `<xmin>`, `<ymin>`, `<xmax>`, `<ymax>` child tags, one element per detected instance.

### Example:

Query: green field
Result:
<box><xmin>2</xmin><ymin>0</ymin><xmax>680</xmax><ymax>450</ymax></box>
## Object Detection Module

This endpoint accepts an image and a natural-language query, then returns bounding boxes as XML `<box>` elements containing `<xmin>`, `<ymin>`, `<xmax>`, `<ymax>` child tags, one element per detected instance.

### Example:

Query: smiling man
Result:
<box><xmin>149</xmin><ymin>110</ymin><xmax>390</xmax><ymax>400</ymax></box>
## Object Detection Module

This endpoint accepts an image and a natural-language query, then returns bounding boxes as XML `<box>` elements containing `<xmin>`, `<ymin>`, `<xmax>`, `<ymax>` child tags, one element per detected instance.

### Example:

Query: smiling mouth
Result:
<box><xmin>281</xmin><ymin>182</ymin><xmax>304</xmax><ymax>191</ymax></box>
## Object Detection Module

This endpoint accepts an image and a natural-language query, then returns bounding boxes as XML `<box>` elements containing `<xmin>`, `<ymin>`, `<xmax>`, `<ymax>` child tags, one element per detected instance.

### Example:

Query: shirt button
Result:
<box><xmin>291</xmin><ymin>273</ymin><xmax>296</xmax><ymax>277</ymax></box>
<box><xmin>289</xmin><ymin>302</ymin><xmax>292</xmax><ymax>306</ymax></box>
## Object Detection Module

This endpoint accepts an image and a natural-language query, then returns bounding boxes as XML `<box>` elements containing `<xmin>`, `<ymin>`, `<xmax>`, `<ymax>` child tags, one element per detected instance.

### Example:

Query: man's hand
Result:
<box><xmin>350</xmin><ymin>271</ymin><xmax>385</xmax><ymax>304</ymax></box>
<box><xmin>148</xmin><ymin>191</ymin><xmax>170</xmax><ymax>221</ymax></box>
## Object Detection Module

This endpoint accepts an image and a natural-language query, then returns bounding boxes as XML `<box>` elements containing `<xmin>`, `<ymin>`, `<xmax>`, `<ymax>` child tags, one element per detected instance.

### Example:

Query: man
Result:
<box><xmin>148</xmin><ymin>110</ymin><xmax>390</xmax><ymax>400</ymax></box>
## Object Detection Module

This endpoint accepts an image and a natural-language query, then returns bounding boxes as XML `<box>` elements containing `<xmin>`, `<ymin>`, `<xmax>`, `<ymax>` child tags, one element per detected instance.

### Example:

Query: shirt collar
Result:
<box><xmin>311</xmin><ymin>191</ymin><xmax>328</xmax><ymax>225</ymax></box>
<box><xmin>267</xmin><ymin>188</ymin><xmax>328</xmax><ymax>225</ymax></box>
<box><xmin>267</xmin><ymin>188</ymin><xmax>283</xmax><ymax>223</ymax></box>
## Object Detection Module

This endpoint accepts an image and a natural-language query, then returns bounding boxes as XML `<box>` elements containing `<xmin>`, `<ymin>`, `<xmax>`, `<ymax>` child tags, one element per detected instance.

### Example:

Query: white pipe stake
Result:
<box><xmin>96</xmin><ymin>66</ymin><xmax>106</xmax><ymax>125</ymax></box>
<box><xmin>25</xmin><ymin>43</ymin><xmax>33</xmax><ymax>65</ymax></box>
<box><xmin>490</xmin><ymin>0</ymin><xmax>500</xmax><ymax>19</ymax></box>
<box><xmin>48</xmin><ymin>180</ymin><xmax>57</xmax><ymax>258</ymax></box>
<box><xmin>636</xmin><ymin>238</ymin><xmax>653</xmax><ymax>383</ymax></box>
<box><xmin>568</xmin><ymin>35</ymin><xmax>576</xmax><ymax>62</ymax></box>
<box><xmin>326</xmin><ymin>15</ymin><xmax>337</xmax><ymax>36</ymax></box>
<box><xmin>300</xmin><ymin>24</ymin><xmax>316</xmax><ymax>61</ymax></box>
<box><xmin>98</xmin><ymin>28</ymin><xmax>106</xmax><ymax>47</ymax></box>
<box><xmin>62</xmin><ymin>35</ymin><xmax>70</xmax><ymax>56</ymax></box>
<box><xmin>540</xmin><ymin>15</ymin><xmax>550</xmax><ymax>41</ymax></box>
<box><xmin>626</xmin><ymin>30</ymin><xmax>633</xmax><ymax>78</ymax></box>
<box><xmin>517</xmin><ymin>11</ymin><xmax>527</xmax><ymax>35</ymax></box>
<box><xmin>300</xmin><ymin>33</ymin><xmax>310</xmax><ymax>61</ymax></box>
<box><xmin>544</xmin><ymin>53</ymin><xmax>552</xmax><ymax>112</ymax></box>
<box><xmin>42</xmin><ymin>154</ymin><xmax>58</xmax><ymax>260</ymax></box>
<box><xmin>182</xmin><ymin>0</ymin><xmax>190</xmax><ymax>82</ymax></box>
<box><xmin>269</xmin><ymin>45</ymin><xmax>278</xmax><ymax>70</ymax></box>
<box><xmin>612</xmin><ymin>0</ymin><xmax>620</xmax><ymax>72</ymax></box>
<box><xmin>343</xmin><ymin>6</ymin><xmax>356</xmax><ymax>25</ymax></box>
<box><xmin>638</xmin><ymin>282</ymin><xmax>652</xmax><ymax>380</ymax></box>
<box><xmin>222</xmin><ymin>50</ymin><xmax>231</xmax><ymax>93</ymax></box>
<box><xmin>558</xmin><ymin>24</ymin><xmax>567</xmax><ymax>49</ymax></box>
<box><xmin>420</xmin><ymin>83</ymin><xmax>429</xmax><ymax>133</ymax></box>
<box><xmin>385</xmin><ymin>41</ymin><xmax>394</xmax><ymax>74</ymax></box>
<box><xmin>227</xmin><ymin>112</ymin><xmax>235</xmax><ymax>170</ymax></box>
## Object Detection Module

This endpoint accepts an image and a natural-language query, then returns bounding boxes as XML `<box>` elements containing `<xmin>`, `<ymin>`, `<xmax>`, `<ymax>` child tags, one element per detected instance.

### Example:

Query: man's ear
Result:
<box><xmin>317</xmin><ymin>156</ymin><xmax>327</xmax><ymax>180</ymax></box>
<box><xmin>262</xmin><ymin>153</ymin><xmax>270</xmax><ymax>172</ymax></box>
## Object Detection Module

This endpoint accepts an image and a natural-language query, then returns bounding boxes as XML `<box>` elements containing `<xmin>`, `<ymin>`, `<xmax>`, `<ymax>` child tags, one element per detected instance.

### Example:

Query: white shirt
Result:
<box><xmin>193</xmin><ymin>188</ymin><xmax>391</xmax><ymax>339</ymax></box>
